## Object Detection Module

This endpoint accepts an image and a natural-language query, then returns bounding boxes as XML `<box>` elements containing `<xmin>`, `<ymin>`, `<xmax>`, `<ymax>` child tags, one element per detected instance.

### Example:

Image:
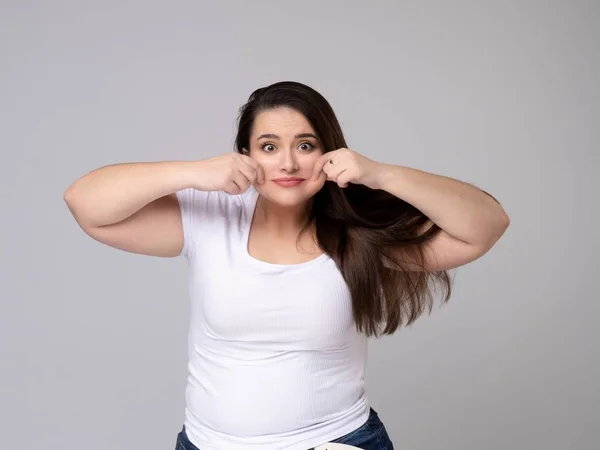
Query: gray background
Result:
<box><xmin>1</xmin><ymin>1</ymin><xmax>598</xmax><ymax>449</ymax></box>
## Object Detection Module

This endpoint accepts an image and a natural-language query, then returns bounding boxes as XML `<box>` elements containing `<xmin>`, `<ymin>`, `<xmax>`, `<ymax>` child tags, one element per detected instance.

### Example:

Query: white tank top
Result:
<box><xmin>176</xmin><ymin>185</ymin><xmax>370</xmax><ymax>450</ymax></box>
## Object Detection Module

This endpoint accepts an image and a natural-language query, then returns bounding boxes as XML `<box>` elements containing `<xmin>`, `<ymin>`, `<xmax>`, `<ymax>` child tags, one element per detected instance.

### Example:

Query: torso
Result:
<box><xmin>177</xmin><ymin>185</ymin><xmax>370</xmax><ymax>449</ymax></box>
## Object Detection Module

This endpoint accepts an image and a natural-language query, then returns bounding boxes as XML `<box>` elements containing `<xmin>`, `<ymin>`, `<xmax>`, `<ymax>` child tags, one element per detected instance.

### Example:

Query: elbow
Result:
<box><xmin>63</xmin><ymin>183</ymin><xmax>88</xmax><ymax>228</ymax></box>
<box><xmin>63</xmin><ymin>184</ymin><xmax>75</xmax><ymax>210</ymax></box>
<box><xmin>63</xmin><ymin>184</ymin><xmax>80</xmax><ymax>215</ymax></box>
<box><xmin>482</xmin><ymin>189</ymin><xmax>510</xmax><ymax>237</ymax></box>
<box><xmin>499</xmin><ymin>209</ymin><xmax>511</xmax><ymax>234</ymax></box>
<box><xmin>495</xmin><ymin>205</ymin><xmax>510</xmax><ymax>226</ymax></box>
<box><xmin>63</xmin><ymin>178</ymin><xmax>81</xmax><ymax>203</ymax></box>
<box><xmin>487</xmin><ymin>210</ymin><xmax>510</xmax><ymax>247</ymax></box>
<box><xmin>63</xmin><ymin>185</ymin><xmax>74</xmax><ymax>206</ymax></box>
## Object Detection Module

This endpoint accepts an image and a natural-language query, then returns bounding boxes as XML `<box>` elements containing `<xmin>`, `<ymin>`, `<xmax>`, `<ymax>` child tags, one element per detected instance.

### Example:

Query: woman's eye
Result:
<box><xmin>299</xmin><ymin>142</ymin><xmax>314</xmax><ymax>151</ymax></box>
<box><xmin>262</xmin><ymin>144</ymin><xmax>275</xmax><ymax>152</ymax></box>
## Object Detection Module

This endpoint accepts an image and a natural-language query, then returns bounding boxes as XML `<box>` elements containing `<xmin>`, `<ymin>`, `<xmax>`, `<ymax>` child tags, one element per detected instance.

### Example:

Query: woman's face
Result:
<box><xmin>247</xmin><ymin>107</ymin><xmax>326</xmax><ymax>207</ymax></box>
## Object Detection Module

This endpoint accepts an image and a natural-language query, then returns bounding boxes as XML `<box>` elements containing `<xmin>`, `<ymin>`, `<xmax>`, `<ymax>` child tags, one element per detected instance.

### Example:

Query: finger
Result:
<box><xmin>254</xmin><ymin>162</ymin><xmax>265</xmax><ymax>184</ymax></box>
<box><xmin>237</xmin><ymin>163</ymin><xmax>259</xmax><ymax>186</ymax></box>
<box><xmin>225</xmin><ymin>180</ymin><xmax>242</xmax><ymax>195</ymax></box>
<box><xmin>312</xmin><ymin>152</ymin><xmax>335</xmax><ymax>180</ymax></box>
<box><xmin>232</xmin><ymin>170</ymin><xmax>252</xmax><ymax>192</ymax></box>
<box><xmin>336</xmin><ymin>171</ymin><xmax>351</xmax><ymax>188</ymax></box>
<box><xmin>324</xmin><ymin>163</ymin><xmax>346</xmax><ymax>180</ymax></box>
<box><xmin>240</xmin><ymin>155</ymin><xmax>265</xmax><ymax>184</ymax></box>
<box><xmin>240</xmin><ymin>154</ymin><xmax>260</xmax><ymax>171</ymax></box>
<box><xmin>313</xmin><ymin>152</ymin><xmax>331</xmax><ymax>181</ymax></box>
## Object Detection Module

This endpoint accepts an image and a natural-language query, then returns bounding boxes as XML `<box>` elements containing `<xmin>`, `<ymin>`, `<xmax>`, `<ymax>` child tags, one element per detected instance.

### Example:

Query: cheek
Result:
<box><xmin>299</xmin><ymin>153</ymin><xmax>322</xmax><ymax>175</ymax></box>
<box><xmin>306</xmin><ymin>151</ymin><xmax>323</xmax><ymax>164</ymax></box>
<box><xmin>258</xmin><ymin>158</ymin><xmax>280</xmax><ymax>171</ymax></box>
<box><xmin>306</xmin><ymin>178</ymin><xmax>326</xmax><ymax>197</ymax></box>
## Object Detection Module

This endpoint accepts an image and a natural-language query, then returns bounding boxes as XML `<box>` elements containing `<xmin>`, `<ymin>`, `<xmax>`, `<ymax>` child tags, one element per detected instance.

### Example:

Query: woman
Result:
<box><xmin>64</xmin><ymin>81</ymin><xmax>510</xmax><ymax>450</ymax></box>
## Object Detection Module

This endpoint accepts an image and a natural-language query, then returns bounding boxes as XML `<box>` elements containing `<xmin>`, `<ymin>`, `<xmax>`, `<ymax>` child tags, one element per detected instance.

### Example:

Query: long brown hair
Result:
<box><xmin>235</xmin><ymin>81</ymin><xmax>451</xmax><ymax>338</ymax></box>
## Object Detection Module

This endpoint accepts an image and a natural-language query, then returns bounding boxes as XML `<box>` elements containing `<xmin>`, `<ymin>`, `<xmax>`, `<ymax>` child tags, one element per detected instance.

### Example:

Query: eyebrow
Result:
<box><xmin>256</xmin><ymin>133</ymin><xmax>318</xmax><ymax>141</ymax></box>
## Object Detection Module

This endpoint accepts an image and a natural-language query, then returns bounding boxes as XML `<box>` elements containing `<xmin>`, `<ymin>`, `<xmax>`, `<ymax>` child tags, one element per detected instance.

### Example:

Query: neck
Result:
<box><xmin>255</xmin><ymin>195</ymin><xmax>312</xmax><ymax>235</ymax></box>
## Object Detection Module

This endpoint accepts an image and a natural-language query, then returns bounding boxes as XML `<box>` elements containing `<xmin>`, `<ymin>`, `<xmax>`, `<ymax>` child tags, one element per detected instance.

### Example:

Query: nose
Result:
<box><xmin>280</xmin><ymin>149</ymin><xmax>298</xmax><ymax>172</ymax></box>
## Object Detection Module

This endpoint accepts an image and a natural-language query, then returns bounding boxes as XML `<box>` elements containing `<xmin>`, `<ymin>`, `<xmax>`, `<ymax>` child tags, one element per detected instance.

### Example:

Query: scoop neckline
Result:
<box><xmin>240</xmin><ymin>186</ymin><xmax>330</xmax><ymax>272</ymax></box>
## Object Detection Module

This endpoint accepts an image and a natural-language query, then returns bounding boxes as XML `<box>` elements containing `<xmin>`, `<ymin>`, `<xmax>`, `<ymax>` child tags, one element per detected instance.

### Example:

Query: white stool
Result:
<box><xmin>314</xmin><ymin>443</ymin><xmax>361</xmax><ymax>449</ymax></box>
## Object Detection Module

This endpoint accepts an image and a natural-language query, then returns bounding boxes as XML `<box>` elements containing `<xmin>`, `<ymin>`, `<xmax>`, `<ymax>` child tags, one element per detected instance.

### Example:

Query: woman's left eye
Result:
<box><xmin>299</xmin><ymin>142</ymin><xmax>314</xmax><ymax>151</ymax></box>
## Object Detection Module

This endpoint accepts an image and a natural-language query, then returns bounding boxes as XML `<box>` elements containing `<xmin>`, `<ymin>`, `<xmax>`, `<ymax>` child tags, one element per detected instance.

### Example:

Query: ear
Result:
<box><xmin>241</xmin><ymin>147</ymin><xmax>249</xmax><ymax>155</ymax></box>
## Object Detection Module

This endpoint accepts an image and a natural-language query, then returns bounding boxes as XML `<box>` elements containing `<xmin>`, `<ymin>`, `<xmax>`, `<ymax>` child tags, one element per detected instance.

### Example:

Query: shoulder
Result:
<box><xmin>176</xmin><ymin>185</ymin><xmax>257</xmax><ymax>219</ymax></box>
<box><xmin>175</xmin><ymin>187</ymin><xmax>257</xmax><ymax>259</ymax></box>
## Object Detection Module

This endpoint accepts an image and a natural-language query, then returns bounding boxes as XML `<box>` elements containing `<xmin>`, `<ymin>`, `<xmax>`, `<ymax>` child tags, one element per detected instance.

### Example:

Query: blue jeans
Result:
<box><xmin>175</xmin><ymin>407</ymin><xmax>395</xmax><ymax>450</ymax></box>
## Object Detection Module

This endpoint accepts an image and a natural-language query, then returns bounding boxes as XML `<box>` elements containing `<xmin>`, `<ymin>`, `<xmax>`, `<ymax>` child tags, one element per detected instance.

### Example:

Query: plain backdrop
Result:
<box><xmin>1</xmin><ymin>1</ymin><xmax>598</xmax><ymax>449</ymax></box>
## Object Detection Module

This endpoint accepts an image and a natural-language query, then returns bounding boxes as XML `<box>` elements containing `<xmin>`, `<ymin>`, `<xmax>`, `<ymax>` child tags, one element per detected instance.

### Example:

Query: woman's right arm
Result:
<box><xmin>64</xmin><ymin>155</ymin><xmax>263</xmax><ymax>257</ymax></box>
<box><xmin>63</xmin><ymin>155</ymin><xmax>264</xmax><ymax>257</ymax></box>
<box><xmin>63</xmin><ymin>161</ymin><xmax>202</xmax><ymax>257</ymax></box>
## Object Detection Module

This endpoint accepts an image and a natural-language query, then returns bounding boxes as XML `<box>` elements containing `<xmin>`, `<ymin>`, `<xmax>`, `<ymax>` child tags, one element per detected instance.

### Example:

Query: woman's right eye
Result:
<box><xmin>261</xmin><ymin>143</ymin><xmax>276</xmax><ymax>152</ymax></box>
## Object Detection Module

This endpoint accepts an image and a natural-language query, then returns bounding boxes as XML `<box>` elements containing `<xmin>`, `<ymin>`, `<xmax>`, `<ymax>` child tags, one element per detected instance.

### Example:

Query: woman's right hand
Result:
<box><xmin>193</xmin><ymin>153</ymin><xmax>265</xmax><ymax>194</ymax></box>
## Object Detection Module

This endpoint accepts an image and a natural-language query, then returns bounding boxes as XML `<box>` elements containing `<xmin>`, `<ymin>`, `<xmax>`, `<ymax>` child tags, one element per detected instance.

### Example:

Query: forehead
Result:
<box><xmin>251</xmin><ymin>108</ymin><xmax>314</xmax><ymax>136</ymax></box>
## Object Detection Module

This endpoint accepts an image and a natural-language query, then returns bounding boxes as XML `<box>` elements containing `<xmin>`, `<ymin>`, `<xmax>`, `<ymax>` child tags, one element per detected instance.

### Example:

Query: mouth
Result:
<box><xmin>272</xmin><ymin>177</ymin><xmax>305</xmax><ymax>187</ymax></box>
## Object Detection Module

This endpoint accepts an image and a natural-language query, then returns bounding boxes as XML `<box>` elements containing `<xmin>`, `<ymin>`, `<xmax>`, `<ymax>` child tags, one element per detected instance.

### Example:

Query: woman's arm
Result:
<box><xmin>64</xmin><ymin>154</ymin><xmax>264</xmax><ymax>257</ymax></box>
<box><xmin>64</xmin><ymin>161</ymin><xmax>199</xmax><ymax>229</ymax></box>
<box><xmin>63</xmin><ymin>161</ymin><xmax>200</xmax><ymax>257</ymax></box>
<box><xmin>375</xmin><ymin>164</ymin><xmax>509</xmax><ymax>247</ymax></box>
<box><xmin>315</xmin><ymin>148</ymin><xmax>510</xmax><ymax>271</ymax></box>
<box><xmin>373</xmin><ymin>164</ymin><xmax>510</xmax><ymax>271</ymax></box>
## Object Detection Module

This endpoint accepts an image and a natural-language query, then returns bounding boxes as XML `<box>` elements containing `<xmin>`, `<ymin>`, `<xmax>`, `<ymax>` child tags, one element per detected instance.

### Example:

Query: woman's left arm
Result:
<box><xmin>313</xmin><ymin>149</ymin><xmax>511</xmax><ymax>271</ymax></box>
<box><xmin>374</xmin><ymin>164</ymin><xmax>510</xmax><ymax>247</ymax></box>
<box><xmin>373</xmin><ymin>164</ymin><xmax>510</xmax><ymax>271</ymax></box>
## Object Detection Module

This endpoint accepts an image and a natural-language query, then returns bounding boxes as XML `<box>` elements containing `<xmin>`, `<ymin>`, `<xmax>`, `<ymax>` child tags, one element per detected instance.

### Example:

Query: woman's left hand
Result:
<box><xmin>311</xmin><ymin>148</ymin><xmax>388</xmax><ymax>189</ymax></box>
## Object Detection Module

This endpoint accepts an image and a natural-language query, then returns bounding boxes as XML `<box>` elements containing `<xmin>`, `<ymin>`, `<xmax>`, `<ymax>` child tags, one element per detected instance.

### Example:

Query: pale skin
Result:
<box><xmin>245</xmin><ymin>107</ymin><xmax>510</xmax><ymax>269</ymax></box>
<box><xmin>243</xmin><ymin>108</ymin><xmax>328</xmax><ymax>264</ymax></box>
<box><xmin>63</xmin><ymin>107</ymin><xmax>509</xmax><ymax>271</ymax></box>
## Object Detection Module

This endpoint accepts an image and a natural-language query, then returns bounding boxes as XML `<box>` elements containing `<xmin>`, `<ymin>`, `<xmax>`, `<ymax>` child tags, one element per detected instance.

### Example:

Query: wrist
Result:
<box><xmin>181</xmin><ymin>160</ymin><xmax>210</xmax><ymax>190</ymax></box>
<box><xmin>368</xmin><ymin>163</ymin><xmax>396</xmax><ymax>190</ymax></box>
